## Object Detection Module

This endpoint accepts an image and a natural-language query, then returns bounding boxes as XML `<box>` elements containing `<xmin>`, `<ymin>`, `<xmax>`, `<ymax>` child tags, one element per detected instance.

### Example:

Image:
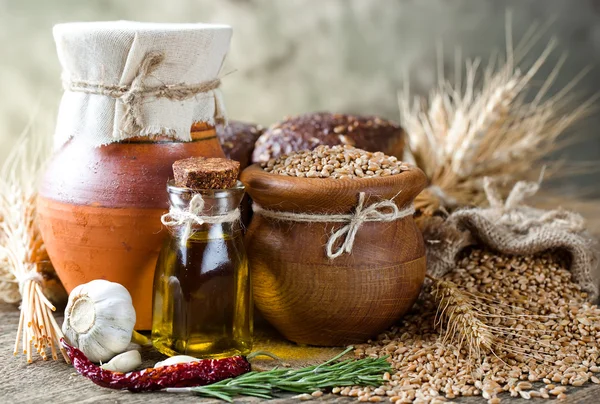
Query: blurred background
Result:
<box><xmin>0</xmin><ymin>0</ymin><xmax>598</xmax><ymax>195</ymax></box>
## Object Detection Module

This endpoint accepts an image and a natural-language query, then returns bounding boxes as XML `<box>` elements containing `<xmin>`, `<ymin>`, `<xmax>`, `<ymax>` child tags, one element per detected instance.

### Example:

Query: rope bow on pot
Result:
<box><xmin>253</xmin><ymin>192</ymin><xmax>415</xmax><ymax>259</ymax></box>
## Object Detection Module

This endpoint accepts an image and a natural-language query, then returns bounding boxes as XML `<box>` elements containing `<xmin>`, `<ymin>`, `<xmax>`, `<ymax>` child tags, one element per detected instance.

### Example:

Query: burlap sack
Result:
<box><xmin>422</xmin><ymin>177</ymin><xmax>599</xmax><ymax>301</ymax></box>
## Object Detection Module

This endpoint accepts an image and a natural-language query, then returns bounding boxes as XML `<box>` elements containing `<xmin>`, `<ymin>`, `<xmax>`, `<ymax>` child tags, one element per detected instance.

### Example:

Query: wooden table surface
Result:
<box><xmin>1</xmin><ymin>302</ymin><xmax>598</xmax><ymax>404</ymax></box>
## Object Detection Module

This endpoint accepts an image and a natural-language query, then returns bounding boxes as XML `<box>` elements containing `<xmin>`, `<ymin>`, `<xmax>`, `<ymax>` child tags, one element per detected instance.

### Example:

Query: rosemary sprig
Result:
<box><xmin>167</xmin><ymin>347</ymin><xmax>391</xmax><ymax>402</ymax></box>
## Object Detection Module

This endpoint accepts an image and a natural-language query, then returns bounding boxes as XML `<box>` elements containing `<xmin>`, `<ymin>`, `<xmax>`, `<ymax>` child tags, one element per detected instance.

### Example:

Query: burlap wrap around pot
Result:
<box><xmin>241</xmin><ymin>164</ymin><xmax>428</xmax><ymax>346</ymax></box>
<box><xmin>423</xmin><ymin>178</ymin><xmax>599</xmax><ymax>301</ymax></box>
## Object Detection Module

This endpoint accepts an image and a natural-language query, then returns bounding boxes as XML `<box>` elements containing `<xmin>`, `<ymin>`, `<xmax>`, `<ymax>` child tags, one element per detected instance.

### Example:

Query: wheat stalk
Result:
<box><xmin>401</xmin><ymin>14</ymin><xmax>596</xmax><ymax>216</ymax></box>
<box><xmin>427</xmin><ymin>274</ymin><xmax>559</xmax><ymax>365</ymax></box>
<box><xmin>427</xmin><ymin>275</ymin><xmax>494</xmax><ymax>363</ymax></box>
<box><xmin>0</xmin><ymin>130</ymin><xmax>69</xmax><ymax>363</ymax></box>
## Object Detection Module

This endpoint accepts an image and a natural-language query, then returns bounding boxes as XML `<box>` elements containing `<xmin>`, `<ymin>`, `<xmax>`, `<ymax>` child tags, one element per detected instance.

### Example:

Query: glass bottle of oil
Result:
<box><xmin>151</xmin><ymin>180</ymin><xmax>252</xmax><ymax>358</ymax></box>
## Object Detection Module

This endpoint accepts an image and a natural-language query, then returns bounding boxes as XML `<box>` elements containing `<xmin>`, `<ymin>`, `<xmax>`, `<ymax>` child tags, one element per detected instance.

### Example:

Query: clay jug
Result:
<box><xmin>37</xmin><ymin>22</ymin><xmax>232</xmax><ymax>329</ymax></box>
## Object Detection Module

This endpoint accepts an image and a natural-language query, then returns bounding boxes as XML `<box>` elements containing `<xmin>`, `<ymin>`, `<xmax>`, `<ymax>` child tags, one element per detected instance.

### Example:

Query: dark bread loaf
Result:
<box><xmin>216</xmin><ymin>121</ymin><xmax>264</xmax><ymax>170</ymax></box>
<box><xmin>251</xmin><ymin>112</ymin><xmax>405</xmax><ymax>163</ymax></box>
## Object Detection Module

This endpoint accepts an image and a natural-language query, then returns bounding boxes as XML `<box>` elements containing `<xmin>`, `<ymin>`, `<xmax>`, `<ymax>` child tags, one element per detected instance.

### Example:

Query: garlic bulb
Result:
<box><xmin>100</xmin><ymin>350</ymin><xmax>142</xmax><ymax>373</ymax></box>
<box><xmin>62</xmin><ymin>279</ymin><xmax>136</xmax><ymax>363</ymax></box>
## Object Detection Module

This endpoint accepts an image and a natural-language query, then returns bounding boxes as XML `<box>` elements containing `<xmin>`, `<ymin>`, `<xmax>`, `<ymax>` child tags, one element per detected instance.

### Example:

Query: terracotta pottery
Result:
<box><xmin>240</xmin><ymin>164</ymin><xmax>428</xmax><ymax>346</ymax></box>
<box><xmin>37</xmin><ymin>124</ymin><xmax>223</xmax><ymax>329</ymax></box>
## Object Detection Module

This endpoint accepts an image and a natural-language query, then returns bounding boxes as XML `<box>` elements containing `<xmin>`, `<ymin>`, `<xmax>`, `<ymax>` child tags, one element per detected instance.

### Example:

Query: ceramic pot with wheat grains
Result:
<box><xmin>241</xmin><ymin>144</ymin><xmax>428</xmax><ymax>346</ymax></box>
<box><xmin>36</xmin><ymin>22</ymin><xmax>232</xmax><ymax>329</ymax></box>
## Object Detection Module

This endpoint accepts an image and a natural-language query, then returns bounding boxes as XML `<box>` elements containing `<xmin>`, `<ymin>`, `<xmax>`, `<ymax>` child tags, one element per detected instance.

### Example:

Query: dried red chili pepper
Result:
<box><xmin>61</xmin><ymin>339</ymin><xmax>251</xmax><ymax>392</ymax></box>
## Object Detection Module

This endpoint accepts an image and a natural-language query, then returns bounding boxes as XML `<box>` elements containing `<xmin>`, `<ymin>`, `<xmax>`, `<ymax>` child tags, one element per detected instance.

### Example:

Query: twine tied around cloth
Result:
<box><xmin>161</xmin><ymin>194</ymin><xmax>241</xmax><ymax>245</ymax></box>
<box><xmin>62</xmin><ymin>51</ymin><xmax>222</xmax><ymax>136</ymax></box>
<box><xmin>253</xmin><ymin>192</ymin><xmax>415</xmax><ymax>259</ymax></box>
<box><xmin>481</xmin><ymin>170</ymin><xmax>586</xmax><ymax>234</ymax></box>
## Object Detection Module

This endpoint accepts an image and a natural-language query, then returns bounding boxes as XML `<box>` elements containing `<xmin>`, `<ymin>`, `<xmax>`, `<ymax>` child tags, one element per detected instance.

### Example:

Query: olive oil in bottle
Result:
<box><xmin>152</xmin><ymin>180</ymin><xmax>252</xmax><ymax>358</ymax></box>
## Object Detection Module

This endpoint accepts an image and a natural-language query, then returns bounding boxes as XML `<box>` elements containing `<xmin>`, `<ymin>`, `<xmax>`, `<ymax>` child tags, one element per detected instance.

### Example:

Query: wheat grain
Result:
<box><xmin>335</xmin><ymin>248</ymin><xmax>600</xmax><ymax>403</ymax></box>
<box><xmin>261</xmin><ymin>145</ymin><xmax>410</xmax><ymax>179</ymax></box>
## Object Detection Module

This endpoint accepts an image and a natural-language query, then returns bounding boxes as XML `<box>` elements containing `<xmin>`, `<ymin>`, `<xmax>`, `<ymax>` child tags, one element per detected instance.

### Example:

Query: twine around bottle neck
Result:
<box><xmin>161</xmin><ymin>193</ymin><xmax>241</xmax><ymax>245</ymax></box>
<box><xmin>252</xmin><ymin>192</ymin><xmax>415</xmax><ymax>259</ymax></box>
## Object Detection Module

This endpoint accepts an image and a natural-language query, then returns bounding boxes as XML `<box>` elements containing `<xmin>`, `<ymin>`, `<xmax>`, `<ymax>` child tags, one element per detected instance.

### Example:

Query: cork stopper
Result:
<box><xmin>173</xmin><ymin>157</ymin><xmax>240</xmax><ymax>189</ymax></box>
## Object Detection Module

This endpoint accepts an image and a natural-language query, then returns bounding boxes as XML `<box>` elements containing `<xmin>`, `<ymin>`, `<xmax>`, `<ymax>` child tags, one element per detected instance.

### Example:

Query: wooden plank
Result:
<box><xmin>0</xmin><ymin>302</ymin><xmax>597</xmax><ymax>403</ymax></box>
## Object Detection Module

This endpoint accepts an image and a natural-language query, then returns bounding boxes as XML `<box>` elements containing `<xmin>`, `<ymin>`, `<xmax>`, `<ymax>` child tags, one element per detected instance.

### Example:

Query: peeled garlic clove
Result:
<box><xmin>131</xmin><ymin>330</ymin><xmax>151</xmax><ymax>347</ymax></box>
<box><xmin>155</xmin><ymin>355</ymin><xmax>200</xmax><ymax>368</ymax></box>
<box><xmin>62</xmin><ymin>279</ymin><xmax>136</xmax><ymax>363</ymax></box>
<box><xmin>100</xmin><ymin>350</ymin><xmax>142</xmax><ymax>373</ymax></box>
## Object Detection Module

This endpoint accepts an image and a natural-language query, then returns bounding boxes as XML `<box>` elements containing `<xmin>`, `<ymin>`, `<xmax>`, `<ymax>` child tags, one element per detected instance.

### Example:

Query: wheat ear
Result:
<box><xmin>0</xmin><ymin>131</ymin><xmax>69</xmax><ymax>363</ymax></box>
<box><xmin>427</xmin><ymin>274</ymin><xmax>495</xmax><ymax>363</ymax></box>
<box><xmin>401</xmin><ymin>14</ymin><xmax>596</xmax><ymax>215</ymax></box>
